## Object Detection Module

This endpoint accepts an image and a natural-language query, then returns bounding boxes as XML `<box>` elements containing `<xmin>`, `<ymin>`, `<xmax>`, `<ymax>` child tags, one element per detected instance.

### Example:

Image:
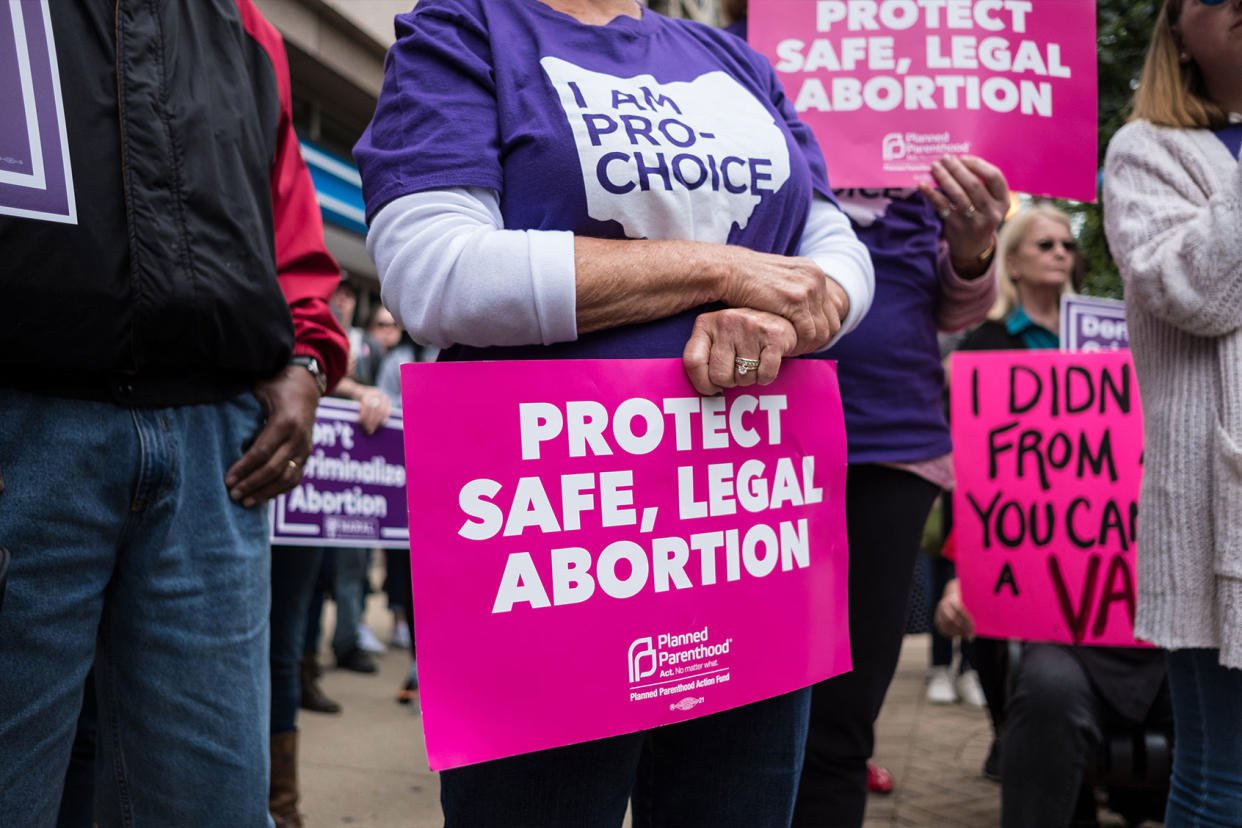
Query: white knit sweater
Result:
<box><xmin>1103</xmin><ymin>118</ymin><xmax>1242</xmax><ymax>669</ymax></box>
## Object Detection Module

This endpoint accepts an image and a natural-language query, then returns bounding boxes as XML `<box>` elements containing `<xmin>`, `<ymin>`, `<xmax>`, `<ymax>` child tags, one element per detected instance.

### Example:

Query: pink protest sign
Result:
<box><xmin>401</xmin><ymin>358</ymin><xmax>850</xmax><ymax>769</ymax></box>
<box><xmin>749</xmin><ymin>0</ymin><xmax>1098</xmax><ymax>201</ymax></box>
<box><xmin>950</xmin><ymin>350</ymin><xmax>1146</xmax><ymax>647</ymax></box>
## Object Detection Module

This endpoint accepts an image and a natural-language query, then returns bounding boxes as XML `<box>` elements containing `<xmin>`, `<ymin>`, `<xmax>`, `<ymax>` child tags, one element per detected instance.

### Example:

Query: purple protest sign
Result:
<box><xmin>1061</xmin><ymin>295</ymin><xmax>1129</xmax><ymax>352</ymax></box>
<box><xmin>269</xmin><ymin>398</ymin><xmax>410</xmax><ymax>549</ymax></box>
<box><xmin>0</xmin><ymin>0</ymin><xmax>75</xmax><ymax>224</ymax></box>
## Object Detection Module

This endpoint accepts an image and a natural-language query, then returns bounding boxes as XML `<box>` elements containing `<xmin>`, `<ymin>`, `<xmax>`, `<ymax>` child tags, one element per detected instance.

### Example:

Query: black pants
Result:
<box><xmin>385</xmin><ymin>547</ymin><xmax>416</xmax><ymax>661</ymax></box>
<box><xmin>928</xmin><ymin>554</ymin><xmax>973</xmax><ymax>670</ymax></box>
<box><xmin>1001</xmin><ymin>644</ymin><xmax>1172</xmax><ymax>828</ymax></box>
<box><xmin>271</xmin><ymin>545</ymin><xmax>324</xmax><ymax>733</ymax></box>
<box><xmin>793</xmin><ymin>464</ymin><xmax>940</xmax><ymax>827</ymax></box>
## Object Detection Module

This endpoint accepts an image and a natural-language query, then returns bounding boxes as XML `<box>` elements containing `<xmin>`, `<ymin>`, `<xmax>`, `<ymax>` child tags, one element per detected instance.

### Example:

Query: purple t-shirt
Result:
<box><xmin>354</xmin><ymin>0</ymin><xmax>832</xmax><ymax>361</ymax></box>
<box><xmin>1216</xmin><ymin>124</ymin><xmax>1242</xmax><ymax>158</ymax></box>
<box><xmin>720</xmin><ymin>19</ymin><xmax>949</xmax><ymax>464</ymax></box>
<box><xmin>812</xmin><ymin>188</ymin><xmax>950</xmax><ymax>464</ymax></box>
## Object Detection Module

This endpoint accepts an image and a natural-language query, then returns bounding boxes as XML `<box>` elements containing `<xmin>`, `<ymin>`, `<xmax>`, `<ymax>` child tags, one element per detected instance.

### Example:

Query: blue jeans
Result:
<box><xmin>0</xmin><ymin>389</ymin><xmax>272</xmax><ymax>827</ymax></box>
<box><xmin>440</xmin><ymin>688</ymin><xmax>810</xmax><ymax>827</ymax></box>
<box><xmin>56</xmin><ymin>671</ymin><xmax>98</xmax><ymax>828</ymax></box>
<box><xmin>1165</xmin><ymin>648</ymin><xmax>1242</xmax><ymax>827</ymax></box>
<box><xmin>331</xmin><ymin>547</ymin><xmax>369</xmax><ymax>656</ymax></box>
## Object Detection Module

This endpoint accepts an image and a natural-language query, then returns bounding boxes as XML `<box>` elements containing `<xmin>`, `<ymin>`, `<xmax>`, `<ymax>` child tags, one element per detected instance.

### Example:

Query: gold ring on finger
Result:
<box><xmin>289</xmin><ymin>459</ymin><xmax>300</xmax><ymax>469</ymax></box>
<box><xmin>964</xmin><ymin>204</ymin><xmax>977</xmax><ymax>217</ymax></box>
<box><xmin>735</xmin><ymin>357</ymin><xmax>761</xmax><ymax>376</ymax></box>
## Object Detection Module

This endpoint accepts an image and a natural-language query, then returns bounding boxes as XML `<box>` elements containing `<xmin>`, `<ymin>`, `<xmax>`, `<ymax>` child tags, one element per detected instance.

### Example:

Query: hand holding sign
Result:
<box><xmin>933</xmin><ymin>578</ymin><xmax>975</xmax><ymax>640</ymax></box>
<box><xmin>918</xmin><ymin>155</ymin><xmax>1010</xmax><ymax>277</ymax></box>
<box><xmin>683</xmin><ymin>308</ymin><xmax>798</xmax><ymax>395</ymax></box>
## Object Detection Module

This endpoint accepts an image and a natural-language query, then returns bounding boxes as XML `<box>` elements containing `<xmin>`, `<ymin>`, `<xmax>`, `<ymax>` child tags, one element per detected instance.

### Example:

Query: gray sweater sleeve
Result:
<box><xmin>1103</xmin><ymin>120</ymin><xmax>1242</xmax><ymax>338</ymax></box>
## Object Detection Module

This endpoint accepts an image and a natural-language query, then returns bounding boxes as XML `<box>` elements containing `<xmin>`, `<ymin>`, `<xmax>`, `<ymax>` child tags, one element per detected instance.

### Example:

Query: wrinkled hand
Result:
<box><xmin>683</xmin><ymin>307</ymin><xmax>799</xmax><ymax>396</ymax></box>
<box><xmin>918</xmin><ymin>155</ymin><xmax>1009</xmax><ymax>277</ymax></box>
<box><xmin>355</xmin><ymin>386</ymin><xmax>391</xmax><ymax>435</ymax></box>
<box><xmin>224</xmin><ymin>365</ymin><xmax>320</xmax><ymax>508</ymax></box>
<box><xmin>720</xmin><ymin>249</ymin><xmax>848</xmax><ymax>355</ymax></box>
<box><xmin>933</xmin><ymin>578</ymin><xmax>976</xmax><ymax>640</ymax></box>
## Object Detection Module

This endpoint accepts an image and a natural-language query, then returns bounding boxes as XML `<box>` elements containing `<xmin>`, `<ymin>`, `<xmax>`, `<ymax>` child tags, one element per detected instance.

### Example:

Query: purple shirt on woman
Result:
<box><xmin>354</xmin><ymin>0</ymin><xmax>834</xmax><ymax>362</ymax></box>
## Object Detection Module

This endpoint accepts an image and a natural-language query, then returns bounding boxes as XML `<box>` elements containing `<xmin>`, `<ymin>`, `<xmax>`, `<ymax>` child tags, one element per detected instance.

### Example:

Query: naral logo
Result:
<box><xmin>882</xmin><ymin>133</ymin><xmax>906</xmax><ymax>161</ymax></box>
<box><xmin>628</xmin><ymin>637</ymin><xmax>657</xmax><ymax>683</ymax></box>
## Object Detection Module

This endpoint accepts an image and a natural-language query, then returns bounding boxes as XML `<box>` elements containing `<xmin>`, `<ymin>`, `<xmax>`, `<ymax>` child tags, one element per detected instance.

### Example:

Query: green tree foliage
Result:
<box><xmin>1052</xmin><ymin>0</ymin><xmax>1161</xmax><ymax>298</ymax></box>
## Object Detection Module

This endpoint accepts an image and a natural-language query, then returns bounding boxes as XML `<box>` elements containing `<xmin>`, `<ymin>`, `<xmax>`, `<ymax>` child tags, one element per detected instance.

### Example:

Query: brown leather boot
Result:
<box><xmin>300</xmin><ymin>652</ymin><xmax>341</xmax><ymax>714</ymax></box>
<box><xmin>269</xmin><ymin>730</ymin><xmax>303</xmax><ymax>828</ymax></box>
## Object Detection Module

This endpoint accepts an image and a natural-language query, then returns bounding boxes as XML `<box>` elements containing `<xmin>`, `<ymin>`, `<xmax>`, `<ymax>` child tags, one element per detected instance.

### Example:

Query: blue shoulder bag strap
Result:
<box><xmin>1214</xmin><ymin>123</ymin><xmax>1242</xmax><ymax>158</ymax></box>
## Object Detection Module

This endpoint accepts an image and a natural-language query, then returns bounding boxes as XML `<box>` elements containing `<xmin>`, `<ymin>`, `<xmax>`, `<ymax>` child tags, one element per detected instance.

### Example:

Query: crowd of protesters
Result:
<box><xmin>0</xmin><ymin>0</ymin><xmax>1239</xmax><ymax>827</ymax></box>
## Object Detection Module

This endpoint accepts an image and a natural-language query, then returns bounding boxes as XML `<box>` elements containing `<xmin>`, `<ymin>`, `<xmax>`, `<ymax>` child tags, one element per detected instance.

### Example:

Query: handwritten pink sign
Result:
<box><xmin>401</xmin><ymin>358</ymin><xmax>851</xmax><ymax>769</ymax></box>
<box><xmin>951</xmin><ymin>350</ymin><xmax>1146</xmax><ymax>646</ymax></box>
<box><xmin>749</xmin><ymin>0</ymin><xmax>1099</xmax><ymax>201</ymax></box>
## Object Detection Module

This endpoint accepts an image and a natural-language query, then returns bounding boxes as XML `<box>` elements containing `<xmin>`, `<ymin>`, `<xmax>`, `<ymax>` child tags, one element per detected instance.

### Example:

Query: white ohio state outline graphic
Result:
<box><xmin>541</xmin><ymin>56</ymin><xmax>791</xmax><ymax>242</ymax></box>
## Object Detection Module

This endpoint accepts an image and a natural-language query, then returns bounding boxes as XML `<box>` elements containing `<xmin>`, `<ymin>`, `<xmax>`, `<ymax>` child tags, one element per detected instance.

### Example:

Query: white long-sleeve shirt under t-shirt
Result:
<box><xmin>367</xmin><ymin>186</ymin><xmax>874</xmax><ymax>352</ymax></box>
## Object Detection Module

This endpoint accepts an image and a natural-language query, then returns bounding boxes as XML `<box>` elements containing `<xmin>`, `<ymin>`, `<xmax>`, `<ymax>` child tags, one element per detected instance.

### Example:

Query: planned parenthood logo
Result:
<box><xmin>881</xmin><ymin>130</ymin><xmax>972</xmax><ymax>172</ymax></box>
<box><xmin>628</xmin><ymin>637</ymin><xmax>657</xmax><ymax>683</ymax></box>
<box><xmin>882</xmin><ymin>133</ymin><xmax>905</xmax><ymax>160</ymax></box>
<box><xmin>626</xmin><ymin>626</ymin><xmax>735</xmax><ymax>706</ymax></box>
<box><xmin>626</xmin><ymin>627</ymin><xmax>733</xmax><ymax>684</ymax></box>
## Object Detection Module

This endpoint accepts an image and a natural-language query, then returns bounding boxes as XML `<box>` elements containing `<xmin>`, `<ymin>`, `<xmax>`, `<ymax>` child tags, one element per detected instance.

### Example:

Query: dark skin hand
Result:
<box><xmin>224</xmin><ymin>365</ymin><xmax>321</xmax><ymax>508</ymax></box>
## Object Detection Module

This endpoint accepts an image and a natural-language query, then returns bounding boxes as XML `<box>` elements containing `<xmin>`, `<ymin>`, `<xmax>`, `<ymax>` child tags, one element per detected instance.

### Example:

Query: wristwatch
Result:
<box><xmin>290</xmin><ymin>354</ymin><xmax>327</xmax><ymax>396</ymax></box>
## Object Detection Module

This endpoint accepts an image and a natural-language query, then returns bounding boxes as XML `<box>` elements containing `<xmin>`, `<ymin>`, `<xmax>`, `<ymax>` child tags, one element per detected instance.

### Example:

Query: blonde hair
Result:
<box><xmin>988</xmin><ymin>205</ymin><xmax>1076</xmax><ymax>321</ymax></box>
<box><xmin>1128</xmin><ymin>0</ymin><xmax>1231</xmax><ymax>129</ymax></box>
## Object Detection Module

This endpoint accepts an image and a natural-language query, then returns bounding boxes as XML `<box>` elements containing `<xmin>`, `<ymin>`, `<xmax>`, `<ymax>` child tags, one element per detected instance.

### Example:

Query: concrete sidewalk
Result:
<box><xmin>299</xmin><ymin>598</ymin><xmax>438</xmax><ymax>827</ymax></box>
<box><xmin>298</xmin><ymin>603</ymin><xmax>1152</xmax><ymax>827</ymax></box>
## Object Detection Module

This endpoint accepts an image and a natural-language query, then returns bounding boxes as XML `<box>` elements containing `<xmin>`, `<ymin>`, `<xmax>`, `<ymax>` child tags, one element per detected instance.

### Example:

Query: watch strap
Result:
<box><xmin>290</xmin><ymin>354</ymin><xmax>327</xmax><ymax>396</ymax></box>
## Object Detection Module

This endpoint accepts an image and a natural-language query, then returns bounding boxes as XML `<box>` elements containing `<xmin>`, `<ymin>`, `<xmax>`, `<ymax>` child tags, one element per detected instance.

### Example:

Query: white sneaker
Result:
<box><xmin>926</xmin><ymin>666</ymin><xmax>958</xmax><ymax>705</ymax></box>
<box><xmin>956</xmin><ymin>669</ymin><xmax>986</xmax><ymax>709</ymax></box>
<box><xmin>357</xmin><ymin>624</ymin><xmax>387</xmax><ymax>654</ymax></box>
<box><xmin>390</xmin><ymin>619</ymin><xmax>412</xmax><ymax>650</ymax></box>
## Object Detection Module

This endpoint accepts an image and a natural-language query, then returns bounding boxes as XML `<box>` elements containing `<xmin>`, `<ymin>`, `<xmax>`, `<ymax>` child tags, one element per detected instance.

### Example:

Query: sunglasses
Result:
<box><xmin>1035</xmin><ymin>238</ymin><xmax>1078</xmax><ymax>253</ymax></box>
<box><xmin>1197</xmin><ymin>0</ymin><xmax>1229</xmax><ymax>6</ymax></box>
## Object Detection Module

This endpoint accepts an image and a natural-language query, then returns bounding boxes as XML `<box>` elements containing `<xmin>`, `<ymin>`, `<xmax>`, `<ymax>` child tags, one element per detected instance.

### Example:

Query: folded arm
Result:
<box><xmin>368</xmin><ymin>187</ymin><xmax>873</xmax><ymax>356</ymax></box>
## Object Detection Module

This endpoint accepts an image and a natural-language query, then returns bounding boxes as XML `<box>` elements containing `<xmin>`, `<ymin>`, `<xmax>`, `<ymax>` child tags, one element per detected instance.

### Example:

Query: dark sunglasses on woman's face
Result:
<box><xmin>1035</xmin><ymin>238</ymin><xmax>1078</xmax><ymax>253</ymax></box>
